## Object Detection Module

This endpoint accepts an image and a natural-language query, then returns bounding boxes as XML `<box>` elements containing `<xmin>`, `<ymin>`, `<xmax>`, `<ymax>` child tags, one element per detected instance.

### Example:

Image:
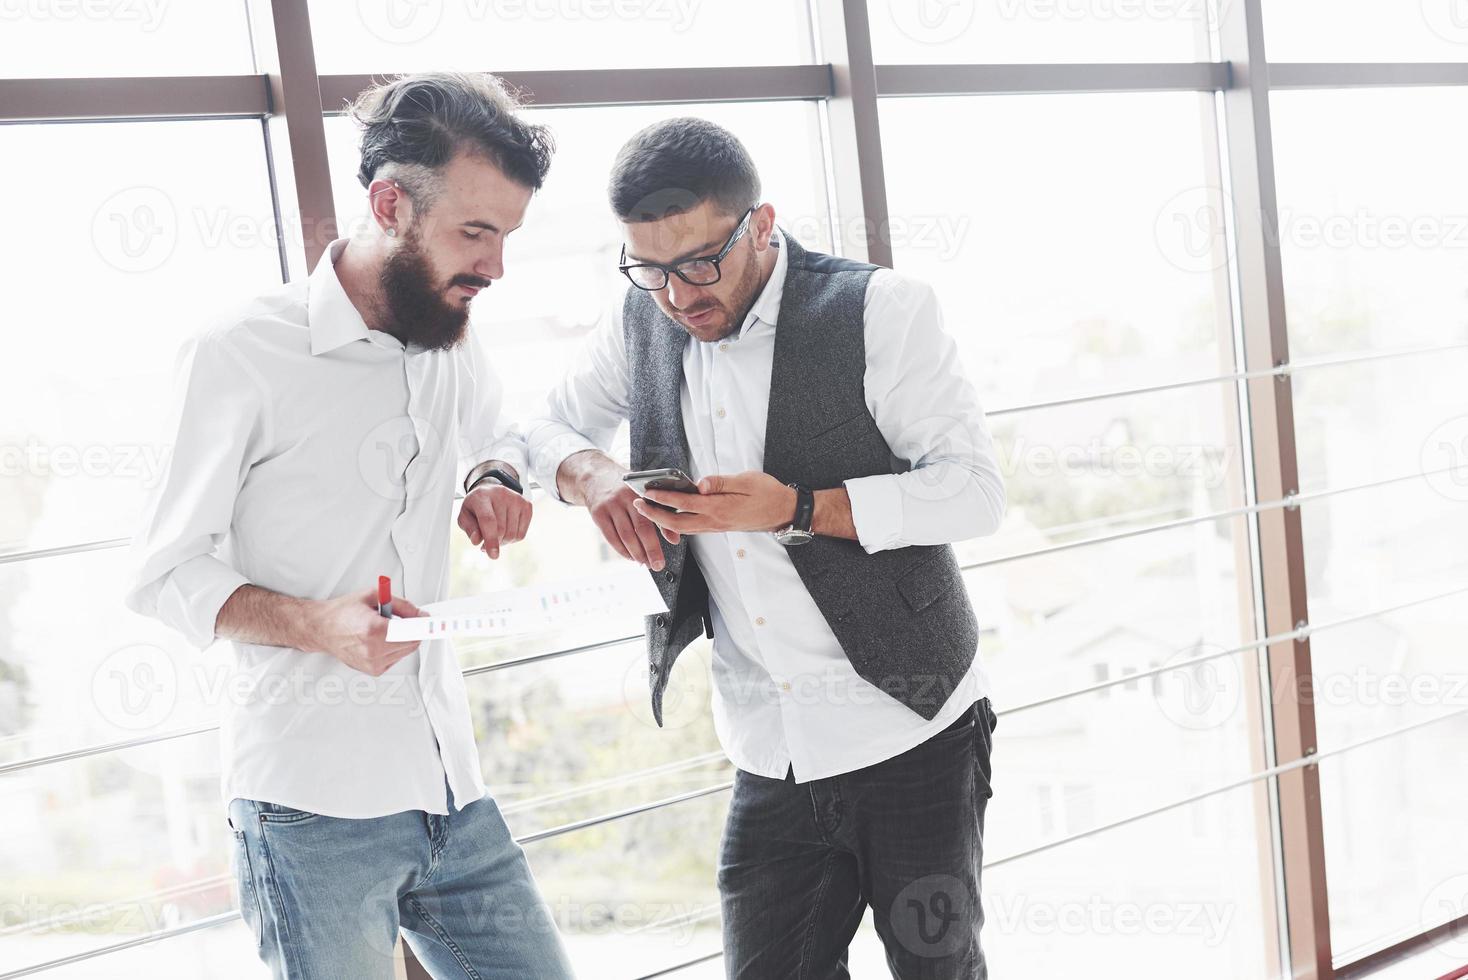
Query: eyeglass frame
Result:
<box><xmin>617</xmin><ymin>205</ymin><xmax>758</xmax><ymax>291</ymax></box>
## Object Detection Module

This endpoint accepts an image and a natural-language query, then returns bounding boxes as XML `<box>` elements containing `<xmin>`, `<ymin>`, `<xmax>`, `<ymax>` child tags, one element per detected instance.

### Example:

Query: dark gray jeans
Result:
<box><xmin>718</xmin><ymin>698</ymin><xmax>997</xmax><ymax>979</ymax></box>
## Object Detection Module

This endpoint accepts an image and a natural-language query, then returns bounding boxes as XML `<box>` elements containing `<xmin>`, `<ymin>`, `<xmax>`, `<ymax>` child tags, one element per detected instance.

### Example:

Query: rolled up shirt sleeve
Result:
<box><xmin>522</xmin><ymin>308</ymin><xmax>632</xmax><ymax>502</ymax></box>
<box><xmin>124</xmin><ymin>331</ymin><xmax>267</xmax><ymax>648</ymax></box>
<box><xmin>844</xmin><ymin>270</ymin><xmax>1006</xmax><ymax>554</ymax></box>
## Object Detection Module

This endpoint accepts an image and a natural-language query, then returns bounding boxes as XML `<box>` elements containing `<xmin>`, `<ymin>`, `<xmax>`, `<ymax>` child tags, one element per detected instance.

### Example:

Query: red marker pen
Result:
<box><xmin>377</xmin><ymin>575</ymin><xmax>393</xmax><ymax>618</ymax></box>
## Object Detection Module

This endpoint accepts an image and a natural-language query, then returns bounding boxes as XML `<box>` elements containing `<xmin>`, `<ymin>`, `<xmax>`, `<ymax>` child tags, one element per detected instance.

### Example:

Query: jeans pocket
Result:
<box><xmin>256</xmin><ymin>801</ymin><xmax>320</xmax><ymax>824</ymax></box>
<box><xmin>232</xmin><ymin>830</ymin><xmax>264</xmax><ymax>949</ymax></box>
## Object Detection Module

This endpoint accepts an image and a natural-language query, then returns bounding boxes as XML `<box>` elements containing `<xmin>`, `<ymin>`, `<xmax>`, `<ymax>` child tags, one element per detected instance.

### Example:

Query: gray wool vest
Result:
<box><xmin>624</xmin><ymin>232</ymin><xmax>980</xmax><ymax>726</ymax></box>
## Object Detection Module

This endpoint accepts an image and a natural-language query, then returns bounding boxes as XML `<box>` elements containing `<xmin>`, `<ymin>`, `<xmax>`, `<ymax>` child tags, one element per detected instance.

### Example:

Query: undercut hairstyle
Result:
<box><xmin>349</xmin><ymin>71</ymin><xmax>554</xmax><ymax>212</ymax></box>
<box><xmin>608</xmin><ymin>117</ymin><xmax>761</xmax><ymax>222</ymax></box>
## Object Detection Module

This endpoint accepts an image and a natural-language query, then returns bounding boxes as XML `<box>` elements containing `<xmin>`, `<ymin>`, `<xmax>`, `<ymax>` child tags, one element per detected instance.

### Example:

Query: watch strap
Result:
<box><xmin>789</xmin><ymin>483</ymin><xmax>815</xmax><ymax>534</ymax></box>
<box><xmin>465</xmin><ymin>465</ymin><xmax>524</xmax><ymax>496</ymax></box>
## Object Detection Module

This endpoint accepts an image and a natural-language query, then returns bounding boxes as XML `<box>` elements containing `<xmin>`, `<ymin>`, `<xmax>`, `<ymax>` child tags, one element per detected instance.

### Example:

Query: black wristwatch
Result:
<box><xmin>774</xmin><ymin>482</ymin><xmax>815</xmax><ymax>546</ymax></box>
<box><xmin>464</xmin><ymin>465</ymin><xmax>524</xmax><ymax>497</ymax></box>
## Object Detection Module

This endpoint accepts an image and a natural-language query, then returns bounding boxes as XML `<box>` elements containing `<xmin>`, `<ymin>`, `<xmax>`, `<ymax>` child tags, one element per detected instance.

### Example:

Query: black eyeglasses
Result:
<box><xmin>618</xmin><ymin>206</ymin><xmax>756</xmax><ymax>291</ymax></box>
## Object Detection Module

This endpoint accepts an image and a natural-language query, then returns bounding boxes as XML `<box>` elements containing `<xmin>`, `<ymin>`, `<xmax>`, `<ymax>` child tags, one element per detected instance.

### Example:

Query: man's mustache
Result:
<box><xmin>450</xmin><ymin>275</ymin><xmax>494</xmax><ymax>290</ymax></box>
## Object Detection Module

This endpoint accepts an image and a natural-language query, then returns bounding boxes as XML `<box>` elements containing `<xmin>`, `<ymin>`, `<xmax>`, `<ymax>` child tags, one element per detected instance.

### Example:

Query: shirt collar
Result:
<box><xmin>734</xmin><ymin>226</ymin><xmax>787</xmax><ymax>340</ymax></box>
<box><xmin>308</xmin><ymin>238</ymin><xmax>372</xmax><ymax>356</ymax></box>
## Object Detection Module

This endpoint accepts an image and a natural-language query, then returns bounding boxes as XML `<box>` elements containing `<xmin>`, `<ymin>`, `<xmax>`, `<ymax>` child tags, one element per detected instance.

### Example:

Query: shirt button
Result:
<box><xmin>781</xmin><ymin>682</ymin><xmax>791</xmax><ymax>692</ymax></box>
<box><xmin>736</xmin><ymin>549</ymin><xmax>746</xmax><ymax>559</ymax></box>
<box><xmin>718</xmin><ymin>342</ymin><xmax>729</xmax><ymax>352</ymax></box>
<box><xmin>755</xmin><ymin>617</ymin><xmax>766</xmax><ymax>626</ymax></box>
<box><xmin>716</xmin><ymin>407</ymin><xmax>727</xmax><ymax>419</ymax></box>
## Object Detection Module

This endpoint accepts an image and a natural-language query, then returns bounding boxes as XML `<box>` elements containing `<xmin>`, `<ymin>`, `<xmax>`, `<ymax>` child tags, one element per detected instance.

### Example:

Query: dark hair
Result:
<box><xmin>608</xmin><ymin>117</ymin><xmax>761</xmax><ymax>222</ymax></box>
<box><xmin>350</xmin><ymin>72</ymin><xmax>554</xmax><ymax>209</ymax></box>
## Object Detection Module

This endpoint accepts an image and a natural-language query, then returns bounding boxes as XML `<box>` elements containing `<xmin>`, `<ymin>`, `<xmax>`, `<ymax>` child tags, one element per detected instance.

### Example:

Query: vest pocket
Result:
<box><xmin>895</xmin><ymin>551</ymin><xmax>962</xmax><ymax>613</ymax></box>
<box><xmin>805</xmin><ymin>412</ymin><xmax>878</xmax><ymax>458</ymax></box>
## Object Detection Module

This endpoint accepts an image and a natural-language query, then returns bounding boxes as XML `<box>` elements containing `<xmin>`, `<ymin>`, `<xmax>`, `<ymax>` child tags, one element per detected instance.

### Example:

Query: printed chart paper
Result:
<box><xmin>385</xmin><ymin>566</ymin><xmax>668</xmax><ymax>641</ymax></box>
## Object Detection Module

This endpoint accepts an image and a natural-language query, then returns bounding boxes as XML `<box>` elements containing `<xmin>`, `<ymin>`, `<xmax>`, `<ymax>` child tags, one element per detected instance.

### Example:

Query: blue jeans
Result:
<box><xmin>227</xmin><ymin>790</ymin><xmax>574</xmax><ymax>979</ymax></box>
<box><xmin>718</xmin><ymin>699</ymin><xmax>997</xmax><ymax>979</ymax></box>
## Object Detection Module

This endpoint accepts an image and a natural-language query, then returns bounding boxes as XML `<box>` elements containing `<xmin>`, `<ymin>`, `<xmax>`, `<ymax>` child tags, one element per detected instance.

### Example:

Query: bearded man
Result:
<box><xmin>125</xmin><ymin>72</ymin><xmax>574</xmax><ymax>979</ymax></box>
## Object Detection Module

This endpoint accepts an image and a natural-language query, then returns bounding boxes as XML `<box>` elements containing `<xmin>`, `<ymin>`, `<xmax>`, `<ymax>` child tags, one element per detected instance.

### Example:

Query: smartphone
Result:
<box><xmin>623</xmin><ymin>467</ymin><xmax>700</xmax><ymax>511</ymax></box>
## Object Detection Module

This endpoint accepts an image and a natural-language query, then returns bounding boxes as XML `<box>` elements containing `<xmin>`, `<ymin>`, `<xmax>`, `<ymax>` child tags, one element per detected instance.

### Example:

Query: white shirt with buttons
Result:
<box><xmin>125</xmin><ymin>238</ymin><xmax>526</xmax><ymax>817</ymax></box>
<box><xmin>525</xmin><ymin>230</ymin><xmax>1006</xmax><ymax>781</ymax></box>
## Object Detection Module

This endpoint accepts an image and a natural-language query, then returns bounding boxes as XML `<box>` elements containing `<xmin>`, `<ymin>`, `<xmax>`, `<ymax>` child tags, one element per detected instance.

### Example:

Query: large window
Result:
<box><xmin>4</xmin><ymin>1</ymin><xmax>1467</xmax><ymax>978</ymax></box>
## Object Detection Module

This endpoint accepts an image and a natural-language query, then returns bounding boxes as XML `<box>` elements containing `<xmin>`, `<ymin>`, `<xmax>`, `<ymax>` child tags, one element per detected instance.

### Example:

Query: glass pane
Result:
<box><xmin>1291</xmin><ymin>346</ymin><xmax>1468</xmax><ymax>497</ymax></box>
<box><xmin>0</xmin><ymin>737</ymin><xmax>232</xmax><ymax>973</ymax></box>
<box><xmin>0</xmin><ymin>121</ymin><xmax>283</xmax><ymax>559</ymax></box>
<box><xmin>1265</xmin><ymin>0</ymin><xmax>1468</xmax><ymax>62</ymax></box>
<box><xmin>33</xmin><ymin>920</ymin><xmax>269</xmax><ymax>979</ymax></box>
<box><xmin>0</xmin><ymin>3</ymin><xmax>253</xmax><ymax>77</ymax></box>
<box><xmin>1271</xmin><ymin>88</ymin><xmax>1468</xmax><ymax>359</ymax></box>
<box><xmin>879</xmin><ymin>93</ymin><xmax>1233</xmax><ymax>417</ymax></box>
<box><xmin>1319</xmin><ymin>707</ymin><xmax>1468</xmax><ymax>963</ymax></box>
<box><xmin>983</xmin><ymin>781</ymin><xmax>1274</xmax><ymax>975</ymax></box>
<box><xmin>526</xmin><ymin>791</ymin><xmax>725</xmax><ymax>978</ymax></box>
<box><xmin>324</xmin><ymin>100</ymin><xmax>831</xmax><ymax>424</ymax></box>
<box><xmin>975</xmin><ymin>383</ymin><xmax>1246</xmax><ymax>557</ymax></box>
<box><xmin>308</xmin><ymin>0</ymin><xmax>811</xmax><ymax>73</ymax></box>
<box><xmin>866</xmin><ymin>0</ymin><xmax>1208</xmax><ymax>64</ymax></box>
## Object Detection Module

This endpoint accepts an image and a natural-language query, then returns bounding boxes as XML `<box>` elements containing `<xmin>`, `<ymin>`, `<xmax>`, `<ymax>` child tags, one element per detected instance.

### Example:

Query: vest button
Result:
<box><xmin>663</xmin><ymin>570</ymin><xmax>675</xmax><ymax>583</ymax></box>
<box><xmin>655</xmin><ymin>615</ymin><xmax>667</xmax><ymax>629</ymax></box>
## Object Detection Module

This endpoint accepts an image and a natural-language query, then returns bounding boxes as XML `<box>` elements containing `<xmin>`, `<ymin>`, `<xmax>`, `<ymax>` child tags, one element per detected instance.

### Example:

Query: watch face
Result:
<box><xmin>775</xmin><ymin>527</ymin><xmax>815</xmax><ymax>546</ymax></box>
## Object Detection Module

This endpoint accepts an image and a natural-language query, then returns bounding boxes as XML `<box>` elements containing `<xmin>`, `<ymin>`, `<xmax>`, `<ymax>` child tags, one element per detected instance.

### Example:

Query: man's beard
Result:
<box><xmin>682</xmin><ymin>247</ymin><xmax>763</xmax><ymax>342</ymax></box>
<box><xmin>377</xmin><ymin>224</ymin><xmax>490</xmax><ymax>351</ymax></box>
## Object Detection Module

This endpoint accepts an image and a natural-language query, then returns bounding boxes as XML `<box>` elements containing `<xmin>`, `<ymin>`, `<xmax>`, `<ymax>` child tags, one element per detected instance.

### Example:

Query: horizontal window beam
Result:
<box><xmin>318</xmin><ymin>65</ymin><xmax>835</xmax><ymax>113</ymax></box>
<box><xmin>875</xmin><ymin>61</ymin><xmax>1231</xmax><ymax>97</ymax></box>
<box><xmin>11</xmin><ymin>62</ymin><xmax>1468</xmax><ymax>125</ymax></box>
<box><xmin>0</xmin><ymin>75</ymin><xmax>269</xmax><ymax>122</ymax></box>
<box><xmin>1270</xmin><ymin>62</ymin><xmax>1468</xmax><ymax>89</ymax></box>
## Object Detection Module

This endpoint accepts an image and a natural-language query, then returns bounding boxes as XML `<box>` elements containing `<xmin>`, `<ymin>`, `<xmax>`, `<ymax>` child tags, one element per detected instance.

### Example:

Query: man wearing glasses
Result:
<box><xmin>523</xmin><ymin>117</ymin><xmax>1006</xmax><ymax>977</ymax></box>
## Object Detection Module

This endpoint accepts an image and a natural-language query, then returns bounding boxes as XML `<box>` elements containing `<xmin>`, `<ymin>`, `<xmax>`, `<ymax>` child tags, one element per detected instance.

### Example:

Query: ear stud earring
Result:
<box><xmin>385</xmin><ymin>227</ymin><xmax>397</xmax><ymax>238</ymax></box>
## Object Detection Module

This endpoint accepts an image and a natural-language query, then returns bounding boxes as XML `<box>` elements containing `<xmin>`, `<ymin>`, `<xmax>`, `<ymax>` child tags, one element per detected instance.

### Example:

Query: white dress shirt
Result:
<box><xmin>524</xmin><ymin>231</ymin><xmax>1006</xmax><ymax>782</ymax></box>
<box><xmin>125</xmin><ymin>239</ymin><xmax>526</xmax><ymax>818</ymax></box>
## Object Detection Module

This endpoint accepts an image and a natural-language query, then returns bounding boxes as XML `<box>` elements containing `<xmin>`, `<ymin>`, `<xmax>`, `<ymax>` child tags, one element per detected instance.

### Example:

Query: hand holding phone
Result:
<box><xmin>623</xmin><ymin>468</ymin><xmax>700</xmax><ymax>512</ymax></box>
